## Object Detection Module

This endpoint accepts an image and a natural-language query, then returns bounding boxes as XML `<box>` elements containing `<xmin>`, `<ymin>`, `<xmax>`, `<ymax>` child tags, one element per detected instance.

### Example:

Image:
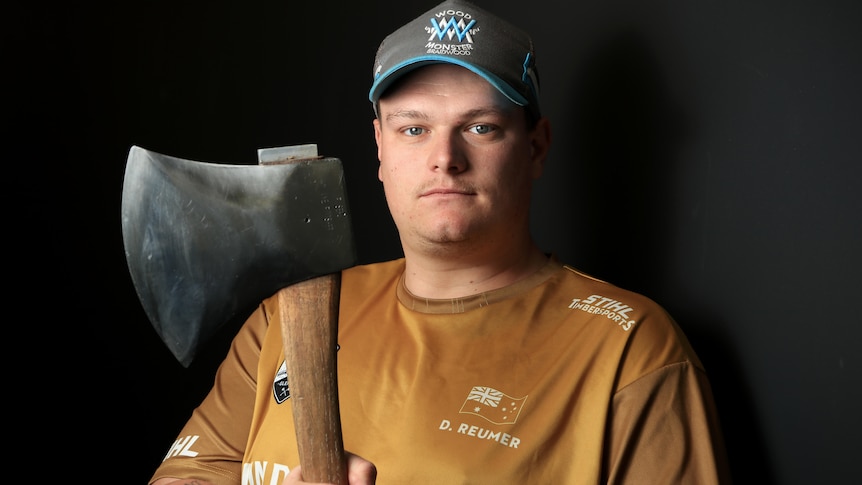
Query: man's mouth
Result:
<box><xmin>420</xmin><ymin>186</ymin><xmax>476</xmax><ymax>197</ymax></box>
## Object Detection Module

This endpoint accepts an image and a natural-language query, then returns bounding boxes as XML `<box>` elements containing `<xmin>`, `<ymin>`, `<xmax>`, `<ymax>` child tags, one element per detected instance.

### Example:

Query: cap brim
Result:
<box><xmin>368</xmin><ymin>56</ymin><xmax>529</xmax><ymax>107</ymax></box>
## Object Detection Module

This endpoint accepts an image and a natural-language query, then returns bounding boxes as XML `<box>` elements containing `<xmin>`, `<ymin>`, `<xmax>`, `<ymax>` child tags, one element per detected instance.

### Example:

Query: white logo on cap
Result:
<box><xmin>427</xmin><ymin>10</ymin><xmax>477</xmax><ymax>43</ymax></box>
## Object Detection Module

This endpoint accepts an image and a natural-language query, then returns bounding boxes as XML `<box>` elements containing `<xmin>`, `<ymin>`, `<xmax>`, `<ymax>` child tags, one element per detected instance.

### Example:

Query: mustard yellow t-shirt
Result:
<box><xmin>150</xmin><ymin>257</ymin><xmax>730</xmax><ymax>484</ymax></box>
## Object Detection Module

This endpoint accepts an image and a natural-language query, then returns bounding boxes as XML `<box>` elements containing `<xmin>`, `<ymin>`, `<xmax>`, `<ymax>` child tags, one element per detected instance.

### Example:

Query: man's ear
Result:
<box><xmin>529</xmin><ymin>117</ymin><xmax>552</xmax><ymax>179</ymax></box>
<box><xmin>373</xmin><ymin>118</ymin><xmax>383</xmax><ymax>156</ymax></box>
<box><xmin>373</xmin><ymin>118</ymin><xmax>385</xmax><ymax>181</ymax></box>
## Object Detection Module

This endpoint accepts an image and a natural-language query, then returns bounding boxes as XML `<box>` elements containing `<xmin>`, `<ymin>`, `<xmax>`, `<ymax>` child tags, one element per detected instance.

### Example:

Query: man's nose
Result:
<box><xmin>428</xmin><ymin>132</ymin><xmax>468</xmax><ymax>173</ymax></box>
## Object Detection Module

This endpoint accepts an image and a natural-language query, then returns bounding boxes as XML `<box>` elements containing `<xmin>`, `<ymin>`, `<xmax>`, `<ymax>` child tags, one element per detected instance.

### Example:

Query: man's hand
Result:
<box><xmin>282</xmin><ymin>452</ymin><xmax>377</xmax><ymax>485</ymax></box>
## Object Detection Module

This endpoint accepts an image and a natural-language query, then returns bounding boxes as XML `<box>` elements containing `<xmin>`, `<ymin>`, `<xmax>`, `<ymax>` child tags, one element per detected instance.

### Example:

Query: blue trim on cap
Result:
<box><xmin>369</xmin><ymin>55</ymin><xmax>529</xmax><ymax>107</ymax></box>
<box><xmin>521</xmin><ymin>52</ymin><xmax>537</xmax><ymax>94</ymax></box>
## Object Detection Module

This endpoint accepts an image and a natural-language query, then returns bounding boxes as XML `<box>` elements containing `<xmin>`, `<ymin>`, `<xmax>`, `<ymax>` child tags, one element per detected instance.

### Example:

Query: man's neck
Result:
<box><xmin>401</xmin><ymin>242</ymin><xmax>549</xmax><ymax>300</ymax></box>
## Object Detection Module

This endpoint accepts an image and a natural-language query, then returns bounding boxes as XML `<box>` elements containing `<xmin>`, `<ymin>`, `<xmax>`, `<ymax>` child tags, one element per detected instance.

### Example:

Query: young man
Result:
<box><xmin>150</xmin><ymin>1</ymin><xmax>730</xmax><ymax>484</ymax></box>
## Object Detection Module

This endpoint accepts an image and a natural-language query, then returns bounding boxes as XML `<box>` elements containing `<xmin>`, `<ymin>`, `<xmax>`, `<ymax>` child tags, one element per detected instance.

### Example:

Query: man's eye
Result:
<box><xmin>469</xmin><ymin>124</ymin><xmax>495</xmax><ymax>135</ymax></box>
<box><xmin>403</xmin><ymin>127</ymin><xmax>425</xmax><ymax>136</ymax></box>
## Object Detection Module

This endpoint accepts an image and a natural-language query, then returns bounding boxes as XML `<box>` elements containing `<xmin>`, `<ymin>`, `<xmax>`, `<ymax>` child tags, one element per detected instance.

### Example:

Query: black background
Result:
<box><xmin>13</xmin><ymin>0</ymin><xmax>860</xmax><ymax>483</ymax></box>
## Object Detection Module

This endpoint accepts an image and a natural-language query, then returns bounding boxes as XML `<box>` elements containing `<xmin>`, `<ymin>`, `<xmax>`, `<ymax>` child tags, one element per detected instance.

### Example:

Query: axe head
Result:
<box><xmin>121</xmin><ymin>145</ymin><xmax>356</xmax><ymax>367</ymax></box>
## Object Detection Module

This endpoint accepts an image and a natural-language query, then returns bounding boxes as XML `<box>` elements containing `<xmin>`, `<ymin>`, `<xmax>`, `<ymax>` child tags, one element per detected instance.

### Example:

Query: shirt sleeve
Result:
<box><xmin>604</xmin><ymin>361</ymin><xmax>733</xmax><ymax>484</ymax></box>
<box><xmin>149</xmin><ymin>303</ymin><xmax>270</xmax><ymax>485</ymax></box>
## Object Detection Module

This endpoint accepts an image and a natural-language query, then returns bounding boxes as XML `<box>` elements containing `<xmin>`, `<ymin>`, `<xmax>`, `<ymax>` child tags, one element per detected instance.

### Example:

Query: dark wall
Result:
<box><xmin>16</xmin><ymin>0</ymin><xmax>859</xmax><ymax>483</ymax></box>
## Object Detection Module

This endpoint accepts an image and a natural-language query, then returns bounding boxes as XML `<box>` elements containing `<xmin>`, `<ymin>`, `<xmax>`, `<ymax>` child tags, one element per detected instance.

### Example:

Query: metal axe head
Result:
<box><xmin>121</xmin><ymin>145</ymin><xmax>356</xmax><ymax>367</ymax></box>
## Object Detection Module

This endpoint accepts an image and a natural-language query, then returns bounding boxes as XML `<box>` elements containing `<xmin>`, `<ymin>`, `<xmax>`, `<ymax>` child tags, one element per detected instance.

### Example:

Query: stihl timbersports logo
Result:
<box><xmin>568</xmin><ymin>294</ymin><xmax>637</xmax><ymax>331</ymax></box>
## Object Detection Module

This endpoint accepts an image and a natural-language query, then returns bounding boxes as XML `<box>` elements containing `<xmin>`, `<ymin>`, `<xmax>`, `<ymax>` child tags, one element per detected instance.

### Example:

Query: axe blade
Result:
<box><xmin>121</xmin><ymin>145</ymin><xmax>356</xmax><ymax>367</ymax></box>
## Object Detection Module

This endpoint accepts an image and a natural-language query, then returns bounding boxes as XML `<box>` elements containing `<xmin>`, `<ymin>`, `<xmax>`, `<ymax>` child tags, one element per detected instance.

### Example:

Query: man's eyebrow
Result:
<box><xmin>385</xmin><ymin>109</ymin><xmax>429</xmax><ymax>122</ymax></box>
<box><xmin>385</xmin><ymin>106</ymin><xmax>512</xmax><ymax>123</ymax></box>
<box><xmin>461</xmin><ymin>106</ymin><xmax>511</xmax><ymax>119</ymax></box>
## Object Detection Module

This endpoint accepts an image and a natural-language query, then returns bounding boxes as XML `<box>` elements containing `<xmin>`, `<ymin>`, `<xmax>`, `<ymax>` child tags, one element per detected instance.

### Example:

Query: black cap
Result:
<box><xmin>369</xmin><ymin>0</ymin><xmax>540</xmax><ymax>119</ymax></box>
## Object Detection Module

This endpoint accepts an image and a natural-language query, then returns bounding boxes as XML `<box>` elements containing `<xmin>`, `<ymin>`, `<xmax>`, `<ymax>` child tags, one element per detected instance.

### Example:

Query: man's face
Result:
<box><xmin>373</xmin><ymin>64</ymin><xmax>546</xmax><ymax>256</ymax></box>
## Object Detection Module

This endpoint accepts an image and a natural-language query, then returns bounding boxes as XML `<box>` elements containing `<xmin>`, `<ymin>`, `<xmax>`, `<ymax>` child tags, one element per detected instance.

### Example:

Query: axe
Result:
<box><xmin>121</xmin><ymin>144</ymin><xmax>355</xmax><ymax>484</ymax></box>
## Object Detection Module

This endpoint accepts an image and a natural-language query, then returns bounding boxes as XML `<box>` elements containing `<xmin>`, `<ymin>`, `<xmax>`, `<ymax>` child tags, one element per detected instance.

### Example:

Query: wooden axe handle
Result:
<box><xmin>277</xmin><ymin>273</ymin><xmax>347</xmax><ymax>484</ymax></box>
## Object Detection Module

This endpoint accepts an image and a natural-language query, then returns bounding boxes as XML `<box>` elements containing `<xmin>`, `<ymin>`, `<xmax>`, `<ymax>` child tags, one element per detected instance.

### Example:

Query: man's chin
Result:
<box><xmin>413</xmin><ymin>229</ymin><xmax>476</xmax><ymax>255</ymax></box>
